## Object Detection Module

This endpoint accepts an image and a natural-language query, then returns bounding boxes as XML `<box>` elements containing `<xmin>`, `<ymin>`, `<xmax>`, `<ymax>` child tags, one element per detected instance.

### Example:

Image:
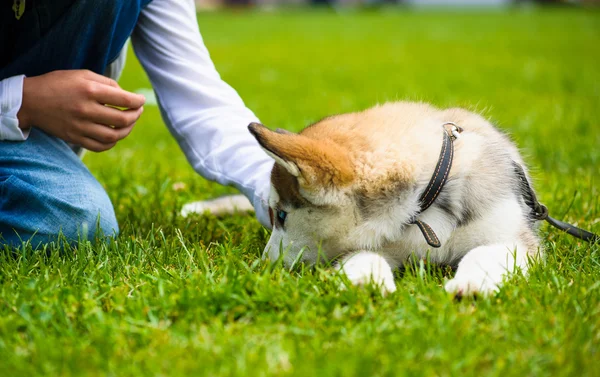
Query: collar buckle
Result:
<box><xmin>442</xmin><ymin>122</ymin><xmax>463</xmax><ymax>141</ymax></box>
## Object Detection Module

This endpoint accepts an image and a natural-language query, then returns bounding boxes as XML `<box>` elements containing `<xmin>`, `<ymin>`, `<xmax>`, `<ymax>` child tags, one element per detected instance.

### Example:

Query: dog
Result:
<box><xmin>246</xmin><ymin>101</ymin><xmax>542</xmax><ymax>296</ymax></box>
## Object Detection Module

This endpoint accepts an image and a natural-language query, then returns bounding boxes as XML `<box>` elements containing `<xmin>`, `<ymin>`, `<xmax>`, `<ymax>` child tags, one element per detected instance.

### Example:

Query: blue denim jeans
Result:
<box><xmin>0</xmin><ymin>129</ymin><xmax>118</xmax><ymax>247</ymax></box>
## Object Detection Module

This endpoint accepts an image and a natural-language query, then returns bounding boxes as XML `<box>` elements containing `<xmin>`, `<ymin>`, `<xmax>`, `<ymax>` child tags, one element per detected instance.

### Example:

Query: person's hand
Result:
<box><xmin>17</xmin><ymin>70</ymin><xmax>146</xmax><ymax>152</ymax></box>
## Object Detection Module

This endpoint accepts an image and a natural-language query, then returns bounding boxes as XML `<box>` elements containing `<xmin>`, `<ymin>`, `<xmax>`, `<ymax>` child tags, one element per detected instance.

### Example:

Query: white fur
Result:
<box><xmin>337</xmin><ymin>251</ymin><xmax>397</xmax><ymax>294</ymax></box>
<box><xmin>445</xmin><ymin>243</ymin><xmax>528</xmax><ymax>296</ymax></box>
<box><xmin>354</xmin><ymin>194</ymin><xmax>420</xmax><ymax>250</ymax></box>
<box><xmin>263</xmin><ymin>150</ymin><xmax>300</xmax><ymax>178</ymax></box>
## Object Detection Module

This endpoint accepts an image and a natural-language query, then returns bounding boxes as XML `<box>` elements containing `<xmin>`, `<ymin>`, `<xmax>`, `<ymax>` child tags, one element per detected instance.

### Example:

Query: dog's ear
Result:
<box><xmin>248</xmin><ymin>122</ymin><xmax>354</xmax><ymax>189</ymax></box>
<box><xmin>275</xmin><ymin>128</ymin><xmax>295</xmax><ymax>135</ymax></box>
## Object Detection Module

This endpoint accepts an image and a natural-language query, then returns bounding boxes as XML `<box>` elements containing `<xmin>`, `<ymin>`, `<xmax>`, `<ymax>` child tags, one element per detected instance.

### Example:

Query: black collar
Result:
<box><xmin>410</xmin><ymin>122</ymin><xmax>462</xmax><ymax>248</ymax></box>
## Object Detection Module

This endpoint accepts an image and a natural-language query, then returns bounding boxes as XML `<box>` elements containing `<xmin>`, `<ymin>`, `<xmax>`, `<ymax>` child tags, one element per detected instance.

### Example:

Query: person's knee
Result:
<box><xmin>69</xmin><ymin>184</ymin><xmax>119</xmax><ymax>242</ymax></box>
<box><xmin>0</xmin><ymin>175</ymin><xmax>118</xmax><ymax>247</ymax></box>
<box><xmin>1</xmin><ymin>129</ymin><xmax>119</xmax><ymax>248</ymax></box>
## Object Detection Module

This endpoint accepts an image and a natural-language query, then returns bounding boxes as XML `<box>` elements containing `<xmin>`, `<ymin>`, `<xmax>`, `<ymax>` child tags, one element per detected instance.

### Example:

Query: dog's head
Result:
<box><xmin>249</xmin><ymin>122</ymin><xmax>360</xmax><ymax>266</ymax></box>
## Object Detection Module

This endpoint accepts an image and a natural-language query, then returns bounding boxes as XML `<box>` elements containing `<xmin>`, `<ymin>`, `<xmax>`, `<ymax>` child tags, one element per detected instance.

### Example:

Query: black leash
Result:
<box><xmin>513</xmin><ymin>163</ymin><xmax>599</xmax><ymax>244</ymax></box>
<box><xmin>410</xmin><ymin>122</ymin><xmax>599</xmax><ymax>248</ymax></box>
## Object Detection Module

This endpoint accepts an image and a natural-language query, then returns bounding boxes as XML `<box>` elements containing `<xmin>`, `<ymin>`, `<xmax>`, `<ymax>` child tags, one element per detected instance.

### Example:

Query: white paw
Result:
<box><xmin>444</xmin><ymin>271</ymin><xmax>500</xmax><ymax>296</ymax></box>
<box><xmin>340</xmin><ymin>252</ymin><xmax>397</xmax><ymax>295</ymax></box>
<box><xmin>181</xmin><ymin>194</ymin><xmax>254</xmax><ymax>218</ymax></box>
<box><xmin>346</xmin><ymin>271</ymin><xmax>397</xmax><ymax>295</ymax></box>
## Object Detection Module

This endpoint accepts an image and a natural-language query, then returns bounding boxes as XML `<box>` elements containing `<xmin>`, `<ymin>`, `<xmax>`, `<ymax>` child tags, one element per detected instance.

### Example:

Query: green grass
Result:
<box><xmin>2</xmin><ymin>8</ymin><xmax>600</xmax><ymax>377</ymax></box>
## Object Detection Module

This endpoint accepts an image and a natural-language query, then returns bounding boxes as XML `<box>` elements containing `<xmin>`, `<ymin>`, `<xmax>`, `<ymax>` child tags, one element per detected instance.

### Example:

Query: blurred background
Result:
<box><xmin>194</xmin><ymin>0</ymin><xmax>599</xmax><ymax>9</ymax></box>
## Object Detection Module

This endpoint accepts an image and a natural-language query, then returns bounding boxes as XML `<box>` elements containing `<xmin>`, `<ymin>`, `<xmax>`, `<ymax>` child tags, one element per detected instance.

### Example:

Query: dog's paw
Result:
<box><xmin>181</xmin><ymin>194</ymin><xmax>254</xmax><ymax>218</ymax></box>
<box><xmin>339</xmin><ymin>252</ymin><xmax>397</xmax><ymax>295</ymax></box>
<box><xmin>444</xmin><ymin>271</ymin><xmax>500</xmax><ymax>297</ymax></box>
<box><xmin>346</xmin><ymin>272</ymin><xmax>397</xmax><ymax>295</ymax></box>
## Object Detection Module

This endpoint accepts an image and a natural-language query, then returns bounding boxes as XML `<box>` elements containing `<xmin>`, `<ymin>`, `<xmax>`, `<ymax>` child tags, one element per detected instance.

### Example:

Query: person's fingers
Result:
<box><xmin>84</xmin><ymin>83</ymin><xmax>146</xmax><ymax>109</ymax></box>
<box><xmin>77</xmin><ymin>137</ymin><xmax>117</xmax><ymax>153</ymax></box>
<box><xmin>93</xmin><ymin>85</ymin><xmax>146</xmax><ymax>109</ymax></box>
<box><xmin>81</xmin><ymin>122</ymin><xmax>136</xmax><ymax>144</ymax></box>
<box><xmin>81</xmin><ymin>70</ymin><xmax>120</xmax><ymax>88</ymax></box>
<box><xmin>86</xmin><ymin>105</ymin><xmax>143</xmax><ymax>129</ymax></box>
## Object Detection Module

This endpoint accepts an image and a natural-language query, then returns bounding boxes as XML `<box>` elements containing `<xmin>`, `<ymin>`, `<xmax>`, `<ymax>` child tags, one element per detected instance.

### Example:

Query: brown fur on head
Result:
<box><xmin>248</xmin><ymin>123</ymin><xmax>355</xmax><ymax>193</ymax></box>
<box><xmin>248</xmin><ymin>122</ymin><xmax>362</xmax><ymax>265</ymax></box>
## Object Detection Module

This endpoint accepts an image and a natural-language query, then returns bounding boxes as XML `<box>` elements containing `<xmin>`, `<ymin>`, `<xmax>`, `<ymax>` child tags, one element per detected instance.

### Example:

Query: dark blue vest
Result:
<box><xmin>0</xmin><ymin>0</ymin><xmax>153</xmax><ymax>80</ymax></box>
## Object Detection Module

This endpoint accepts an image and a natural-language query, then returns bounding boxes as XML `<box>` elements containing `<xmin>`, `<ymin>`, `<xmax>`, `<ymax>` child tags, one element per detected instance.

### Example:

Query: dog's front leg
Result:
<box><xmin>445</xmin><ymin>242</ymin><xmax>533</xmax><ymax>296</ymax></box>
<box><xmin>336</xmin><ymin>251</ymin><xmax>396</xmax><ymax>294</ymax></box>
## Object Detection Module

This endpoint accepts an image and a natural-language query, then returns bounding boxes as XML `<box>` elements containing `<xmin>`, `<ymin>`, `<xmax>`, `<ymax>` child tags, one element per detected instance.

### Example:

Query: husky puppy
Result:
<box><xmin>248</xmin><ymin>102</ymin><xmax>541</xmax><ymax>296</ymax></box>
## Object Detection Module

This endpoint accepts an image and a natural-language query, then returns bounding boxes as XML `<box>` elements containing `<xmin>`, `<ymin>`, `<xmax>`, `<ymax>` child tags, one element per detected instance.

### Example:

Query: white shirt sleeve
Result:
<box><xmin>0</xmin><ymin>75</ymin><xmax>30</xmax><ymax>141</ymax></box>
<box><xmin>131</xmin><ymin>0</ymin><xmax>273</xmax><ymax>228</ymax></box>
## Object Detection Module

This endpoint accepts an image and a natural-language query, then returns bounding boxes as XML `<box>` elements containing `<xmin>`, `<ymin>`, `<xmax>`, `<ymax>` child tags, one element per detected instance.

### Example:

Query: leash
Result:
<box><xmin>513</xmin><ymin>162</ymin><xmax>599</xmax><ymax>244</ymax></box>
<box><xmin>411</xmin><ymin>122</ymin><xmax>599</xmax><ymax>248</ymax></box>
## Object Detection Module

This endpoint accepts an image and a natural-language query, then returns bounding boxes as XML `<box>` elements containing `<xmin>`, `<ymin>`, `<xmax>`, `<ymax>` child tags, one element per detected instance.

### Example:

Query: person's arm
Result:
<box><xmin>0</xmin><ymin>75</ymin><xmax>29</xmax><ymax>140</ymax></box>
<box><xmin>131</xmin><ymin>0</ymin><xmax>273</xmax><ymax>228</ymax></box>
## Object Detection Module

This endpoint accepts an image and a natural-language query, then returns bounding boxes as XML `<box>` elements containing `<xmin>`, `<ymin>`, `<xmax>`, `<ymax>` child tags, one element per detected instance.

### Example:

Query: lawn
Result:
<box><xmin>1</xmin><ymin>7</ymin><xmax>600</xmax><ymax>377</ymax></box>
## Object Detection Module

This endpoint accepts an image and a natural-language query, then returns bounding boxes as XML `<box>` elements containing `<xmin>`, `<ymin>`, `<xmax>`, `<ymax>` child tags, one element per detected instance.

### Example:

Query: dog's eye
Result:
<box><xmin>276</xmin><ymin>209</ymin><xmax>287</xmax><ymax>227</ymax></box>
